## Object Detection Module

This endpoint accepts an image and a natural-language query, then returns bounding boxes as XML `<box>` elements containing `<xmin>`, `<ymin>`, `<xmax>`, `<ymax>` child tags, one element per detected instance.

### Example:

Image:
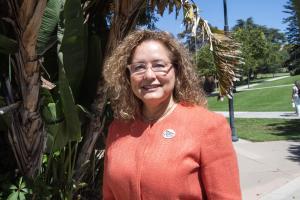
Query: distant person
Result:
<box><xmin>102</xmin><ymin>30</ymin><xmax>241</xmax><ymax>199</ymax></box>
<box><xmin>292</xmin><ymin>81</ymin><xmax>300</xmax><ymax>116</ymax></box>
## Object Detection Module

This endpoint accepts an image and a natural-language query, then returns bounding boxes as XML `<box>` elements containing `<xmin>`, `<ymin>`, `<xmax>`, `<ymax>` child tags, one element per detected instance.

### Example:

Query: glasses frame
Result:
<box><xmin>127</xmin><ymin>61</ymin><xmax>173</xmax><ymax>76</ymax></box>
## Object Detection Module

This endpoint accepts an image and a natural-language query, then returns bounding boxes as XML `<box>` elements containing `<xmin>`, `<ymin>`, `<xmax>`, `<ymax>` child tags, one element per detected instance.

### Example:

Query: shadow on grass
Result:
<box><xmin>268</xmin><ymin>119</ymin><xmax>300</xmax><ymax>141</ymax></box>
<box><xmin>268</xmin><ymin>120</ymin><xmax>300</xmax><ymax>163</ymax></box>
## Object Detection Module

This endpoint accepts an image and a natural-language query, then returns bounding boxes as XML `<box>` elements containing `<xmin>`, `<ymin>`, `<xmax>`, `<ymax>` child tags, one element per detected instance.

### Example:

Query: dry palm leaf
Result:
<box><xmin>211</xmin><ymin>33</ymin><xmax>243</xmax><ymax>97</ymax></box>
<box><xmin>186</xmin><ymin>7</ymin><xmax>243</xmax><ymax>98</ymax></box>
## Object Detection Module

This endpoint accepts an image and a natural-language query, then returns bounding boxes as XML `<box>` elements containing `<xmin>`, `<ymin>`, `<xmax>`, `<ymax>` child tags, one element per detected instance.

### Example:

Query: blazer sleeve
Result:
<box><xmin>199</xmin><ymin>115</ymin><xmax>242</xmax><ymax>200</ymax></box>
<box><xmin>102</xmin><ymin>122</ymin><xmax>116</xmax><ymax>200</ymax></box>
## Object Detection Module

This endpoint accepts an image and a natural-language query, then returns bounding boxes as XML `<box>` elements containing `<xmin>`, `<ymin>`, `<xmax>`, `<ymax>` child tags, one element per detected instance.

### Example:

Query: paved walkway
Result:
<box><xmin>216</xmin><ymin>111</ymin><xmax>300</xmax><ymax>119</ymax></box>
<box><xmin>233</xmin><ymin>139</ymin><xmax>300</xmax><ymax>200</ymax></box>
<box><xmin>235</xmin><ymin>76</ymin><xmax>290</xmax><ymax>92</ymax></box>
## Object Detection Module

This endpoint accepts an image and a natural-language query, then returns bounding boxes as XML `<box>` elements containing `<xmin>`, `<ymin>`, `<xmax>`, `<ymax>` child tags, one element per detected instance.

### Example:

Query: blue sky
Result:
<box><xmin>155</xmin><ymin>0</ymin><xmax>290</xmax><ymax>36</ymax></box>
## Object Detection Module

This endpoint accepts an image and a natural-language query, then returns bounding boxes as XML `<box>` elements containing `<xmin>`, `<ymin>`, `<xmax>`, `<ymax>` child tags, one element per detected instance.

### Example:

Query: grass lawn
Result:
<box><xmin>233</xmin><ymin>118</ymin><xmax>300</xmax><ymax>142</ymax></box>
<box><xmin>208</xmin><ymin>86</ymin><xmax>293</xmax><ymax>111</ymax></box>
<box><xmin>208</xmin><ymin>75</ymin><xmax>300</xmax><ymax>111</ymax></box>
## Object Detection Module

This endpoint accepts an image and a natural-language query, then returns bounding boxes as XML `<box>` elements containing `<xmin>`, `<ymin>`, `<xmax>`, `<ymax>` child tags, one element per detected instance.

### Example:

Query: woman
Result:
<box><xmin>103</xmin><ymin>30</ymin><xmax>241</xmax><ymax>200</ymax></box>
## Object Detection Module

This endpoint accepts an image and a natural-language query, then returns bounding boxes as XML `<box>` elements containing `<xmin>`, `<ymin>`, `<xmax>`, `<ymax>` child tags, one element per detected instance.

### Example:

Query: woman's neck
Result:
<box><xmin>142</xmin><ymin>97</ymin><xmax>176</xmax><ymax>122</ymax></box>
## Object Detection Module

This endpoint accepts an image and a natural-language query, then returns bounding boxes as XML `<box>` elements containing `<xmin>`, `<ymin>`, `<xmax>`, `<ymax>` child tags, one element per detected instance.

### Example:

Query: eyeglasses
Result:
<box><xmin>127</xmin><ymin>61</ymin><xmax>173</xmax><ymax>76</ymax></box>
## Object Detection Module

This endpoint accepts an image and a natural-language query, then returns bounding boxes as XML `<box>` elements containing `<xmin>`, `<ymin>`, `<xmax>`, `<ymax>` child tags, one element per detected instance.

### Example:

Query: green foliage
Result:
<box><xmin>195</xmin><ymin>44</ymin><xmax>216</xmax><ymax>76</ymax></box>
<box><xmin>30</xmin><ymin>143</ymin><xmax>80</xmax><ymax>199</ymax></box>
<box><xmin>232</xmin><ymin>17</ymin><xmax>286</xmax><ymax>44</ymax></box>
<box><xmin>0</xmin><ymin>35</ymin><xmax>18</xmax><ymax>55</ymax></box>
<box><xmin>36</xmin><ymin>0</ymin><xmax>61</xmax><ymax>55</ymax></box>
<box><xmin>233</xmin><ymin>27</ymin><xmax>267</xmax><ymax>76</ymax></box>
<box><xmin>283</xmin><ymin>0</ymin><xmax>300</xmax><ymax>75</ymax></box>
<box><xmin>232</xmin><ymin>17</ymin><xmax>288</xmax><ymax>82</ymax></box>
<box><xmin>60</xmin><ymin>0</ymin><xmax>87</xmax><ymax>99</ymax></box>
<box><xmin>7</xmin><ymin>177</ymin><xmax>31</xmax><ymax>200</ymax></box>
<box><xmin>283</xmin><ymin>0</ymin><xmax>300</xmax><ymax>44</ymax></box>
<box><xmin>257</xmin><ymin>43</ymin><xmax>288</xmax><ymax>74</ymax></box>
<box><xmin>32</xmin><ymin>0</ymin><xmax>85</xmax><ymax>198</ymax></box>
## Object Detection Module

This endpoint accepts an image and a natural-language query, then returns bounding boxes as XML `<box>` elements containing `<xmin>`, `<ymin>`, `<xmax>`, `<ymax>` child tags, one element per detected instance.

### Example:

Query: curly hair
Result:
<box><xmin>103</xmin><ymin>29</ymin><xmax>207</xmax><ymax>120</ymax></box>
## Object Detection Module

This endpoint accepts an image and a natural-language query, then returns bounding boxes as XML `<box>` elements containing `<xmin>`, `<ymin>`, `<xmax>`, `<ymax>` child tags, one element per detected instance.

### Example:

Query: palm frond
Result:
<box><xmin>183</xmin><ymin>5</ymin><xmax>243</xmax><ymax>98</ymax></box>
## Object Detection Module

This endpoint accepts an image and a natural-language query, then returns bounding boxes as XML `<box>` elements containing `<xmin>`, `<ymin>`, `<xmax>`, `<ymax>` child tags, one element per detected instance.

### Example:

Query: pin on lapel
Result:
<box><xmin>162</xmin><ymin>129</ymin><xmax>176</xmax><ymax>139</ymax></box>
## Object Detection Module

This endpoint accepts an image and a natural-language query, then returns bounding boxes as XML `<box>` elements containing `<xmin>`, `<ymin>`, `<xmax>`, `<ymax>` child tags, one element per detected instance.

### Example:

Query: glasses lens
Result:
<box><xmin>131</xmin><ymin>63</ymin><xmax>146</xmax><ymax>74</ymax></box>
<box><xmin>152</xmin><ymin>61</ymin><xmax>168</xmax><ymax>72</ymax></box>
<box><xmin>129</xmin><ymin>61</ymin><xmax>172</xmax><ymax>75</ymax></box>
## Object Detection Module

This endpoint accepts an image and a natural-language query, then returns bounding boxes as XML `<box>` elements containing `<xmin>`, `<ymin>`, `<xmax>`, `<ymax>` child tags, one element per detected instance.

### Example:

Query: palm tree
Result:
<box><xmin>1</xmin><ymin>0</ymin><xmax>47</xmax><ymax>177</ymax></box>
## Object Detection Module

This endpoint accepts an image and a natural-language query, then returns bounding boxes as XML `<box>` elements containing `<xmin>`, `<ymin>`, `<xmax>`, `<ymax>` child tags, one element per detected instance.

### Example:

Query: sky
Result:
<box><xmin>155</xmin><ymin>0</ymin><xmax>290</xmax><ymax>36</ymax></box>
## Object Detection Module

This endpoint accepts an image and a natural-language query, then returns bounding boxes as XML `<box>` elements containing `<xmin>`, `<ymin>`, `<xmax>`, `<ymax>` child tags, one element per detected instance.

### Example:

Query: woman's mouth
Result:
<box><xmin>142</xmin><ymin>84</ymin><xmax>161</xmax><ymax>91</ymax></box>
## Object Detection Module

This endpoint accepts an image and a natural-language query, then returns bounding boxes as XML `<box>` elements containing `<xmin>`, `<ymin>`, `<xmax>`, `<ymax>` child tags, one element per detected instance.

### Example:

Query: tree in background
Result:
<box><xmin>233</xmin><ymin>26</ymin><xmax>267</xmax><ymax>87</ymax></box>
<box><xmin>257</xmin><ymin>43</ymin><xmax>288</xmax><ymax>77</ymax></box>
<box><xmin>232</xmin><ymin>17</ymin><xmax>286</xmax><ymax>44</ymax></box>
<box><xmin>194</xmin><ymin>44</ymin><xmax>217</xmax><ymax>93</ymax></box>
<box><xmin>232</xmin><ymin>17</ymin><xmax>288</xmax><ymax>87</ymax></box>
<box><xmin>283</xmin><ymin>0</ymin><xmax>300</xmax><ymax>75</ymax></box>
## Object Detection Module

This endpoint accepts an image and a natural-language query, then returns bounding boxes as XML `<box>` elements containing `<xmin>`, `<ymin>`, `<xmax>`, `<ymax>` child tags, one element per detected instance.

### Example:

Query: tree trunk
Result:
<box><xmin>7</xmin><ymin>0</ymin><xmax>47</xmax><ymax>177</ymax></box>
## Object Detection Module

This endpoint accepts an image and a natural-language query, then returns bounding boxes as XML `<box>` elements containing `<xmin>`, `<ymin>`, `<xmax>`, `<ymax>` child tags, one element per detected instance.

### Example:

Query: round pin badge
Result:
<box><xmin>162</xmin><ymin>129</ymin><xmax>176</xmax><ymax>139</ymax></box>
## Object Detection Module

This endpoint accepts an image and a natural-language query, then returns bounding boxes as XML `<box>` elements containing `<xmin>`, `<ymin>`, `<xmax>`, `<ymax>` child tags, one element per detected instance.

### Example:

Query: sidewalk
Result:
<box><xmin>235</xmin><ymin>76</ymin><xmax>290</xmax><ymax>92</ymax></box>
<box><xmin>234</xmin><ymin>139</ymin><xmax>300</xmax><ymax>200</ymax></box>
<box><xmin>216</xmin><ymin>111</ymin><xmax>300</xmax><ymax>119</ymax></box>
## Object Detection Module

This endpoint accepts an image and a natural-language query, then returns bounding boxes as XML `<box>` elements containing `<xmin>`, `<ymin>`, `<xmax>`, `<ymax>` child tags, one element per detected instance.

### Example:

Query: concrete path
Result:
<box><xmin>234</xmin><ymin>139</ymin><xmax>300</xmax><ymax>200</ymax></box>
<box><xmin>216</xmin><ymin>111</ymin><xmax>300</xmax><ymax>119</ymax></box>
<box><xmin>235</xmin><ymin>76</ymin><xmax>290</xmax><ymax>92</ymax></box>
<box><xmin>236</xmin><ymin>84</ymin><xmax>293</xmax><ymax>92</ymax></box>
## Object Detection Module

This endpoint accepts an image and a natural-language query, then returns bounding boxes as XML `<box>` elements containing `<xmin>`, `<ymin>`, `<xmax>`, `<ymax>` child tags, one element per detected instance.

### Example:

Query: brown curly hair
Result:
<box><xmin>103</xmin><ymin>29</ymin><xmax>206</xmax><ymax>120</ymax></box>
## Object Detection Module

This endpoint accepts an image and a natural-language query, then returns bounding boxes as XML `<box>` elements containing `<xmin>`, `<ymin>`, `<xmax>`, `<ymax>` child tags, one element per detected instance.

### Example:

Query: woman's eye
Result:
<box><xmin>133</xmin><ymin>64</ymin><xmax>146</xmax><ymax>71</ymax></box>
<box><xmin>153</xmin><ymin>63</ymin><xmax>165</xmax><ymax>68</ymax></box>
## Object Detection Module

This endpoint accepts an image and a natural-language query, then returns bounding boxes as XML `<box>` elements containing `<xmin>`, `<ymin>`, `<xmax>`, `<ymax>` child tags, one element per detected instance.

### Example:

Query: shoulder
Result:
<box><xmin>109</xmin><ymin>119</ymin><xmax>131</xmax><ymax>131</ymax></box>
<box><xmin>177</xmin><ymin>104</ymin><xmax>231</xmax><ymax>144</ymax></box>
<box><xmin>177</xmin><ymin>103</ymin><xmax>227</xmax><ymax>127</ymax></box>
<box><xmin>106</xmin><ymin>119</ymin><xmax>132</xmax><ymax>145</ymax></box>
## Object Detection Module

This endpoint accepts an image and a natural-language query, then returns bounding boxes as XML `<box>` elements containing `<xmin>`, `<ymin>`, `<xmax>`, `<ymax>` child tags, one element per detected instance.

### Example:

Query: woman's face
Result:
<box><xmin>129</xmin><ymin>40</ymin><xmax>176</xmax><ymax>107</ymax></box>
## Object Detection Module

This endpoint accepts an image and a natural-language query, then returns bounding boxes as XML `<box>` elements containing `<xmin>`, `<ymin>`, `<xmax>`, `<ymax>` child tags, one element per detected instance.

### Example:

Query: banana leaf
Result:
<box><xmin>78</xmin><ymin>34</ymin><xmax>102</xmax><ymax>107</ymax></box>
<box><xmin>36</xmin><ymin>0</ymin><xmax>61</xmax><ymax>55</ymax></box>
<box><xmin>60</xmin><ymin>0</ymin><xmax>87</xmax><ymax>99</ymax></box>
<box><xmin>0</xmin><ymin>34</ymin><xmax>18</xmax><ymax>54</ymax></box>
<box><xmin>58</xmin><ymin>53</ymin><xmax>81</xmax><ymax>142</ymax></box>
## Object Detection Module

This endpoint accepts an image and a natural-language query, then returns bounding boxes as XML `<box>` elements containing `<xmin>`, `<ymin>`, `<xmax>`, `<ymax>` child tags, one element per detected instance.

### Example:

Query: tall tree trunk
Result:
<box><xmin>7</xmin><ymin>0</ymin><xmax>47</xmax><ymax>177</ymax></box>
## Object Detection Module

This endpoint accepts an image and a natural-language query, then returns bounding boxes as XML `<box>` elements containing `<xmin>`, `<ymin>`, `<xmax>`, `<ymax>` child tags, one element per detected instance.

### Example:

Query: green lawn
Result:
<box><xmin>208</xmin><ymin>86</ymin><xmax>293</xmax><ymax>111</ymax></box>
<box><xmin>233</xmin><ymin>118</ymin><xmax>300</xmax><ymax>142</ymax></box>
<box><xmin>210</xmin><ymin>74</ymin><xmax>300</xmax><ymax>142</ymax></box>
<box><xmin>208</xmin><ymin>75</ymin><xmax>300</xmax><ymax>111</ymax></box>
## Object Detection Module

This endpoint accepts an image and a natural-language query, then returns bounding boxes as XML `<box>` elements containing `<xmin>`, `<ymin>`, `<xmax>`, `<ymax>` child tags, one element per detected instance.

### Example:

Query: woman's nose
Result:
<box><xmin>143</xmin><ymin>65</ymin><xmax>156</xmax><ymax>79</ymax></box>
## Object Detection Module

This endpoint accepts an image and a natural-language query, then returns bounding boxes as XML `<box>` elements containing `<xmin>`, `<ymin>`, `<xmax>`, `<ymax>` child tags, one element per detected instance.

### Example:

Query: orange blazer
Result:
<box><xmin>103</xmin><ymin>103</ymin><xmax>241</xmax><ymax>200</ymax></box>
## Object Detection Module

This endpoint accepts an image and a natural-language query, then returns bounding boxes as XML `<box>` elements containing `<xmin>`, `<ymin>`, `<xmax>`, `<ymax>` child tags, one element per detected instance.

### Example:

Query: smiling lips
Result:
<box><xmin>142</xmin><ymin>84</ymin><xmax>161</xmax><ymax>90</ymax></box>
